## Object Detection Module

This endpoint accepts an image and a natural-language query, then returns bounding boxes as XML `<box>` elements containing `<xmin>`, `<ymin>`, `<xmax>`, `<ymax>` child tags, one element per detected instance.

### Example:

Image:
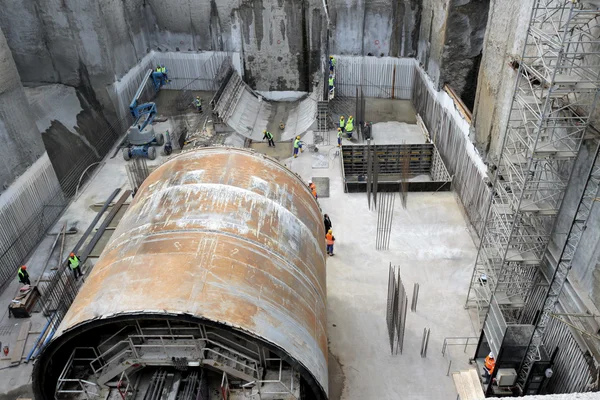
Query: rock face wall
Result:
<box><xmin>0</xmin><ymin>25</ymin><xmax>45</xmax><ymax>191</ymax></box>
<box><xmin>417</xmin><ymin>0</ymin><xmax>490</xmax><ymax>111</ymax></box>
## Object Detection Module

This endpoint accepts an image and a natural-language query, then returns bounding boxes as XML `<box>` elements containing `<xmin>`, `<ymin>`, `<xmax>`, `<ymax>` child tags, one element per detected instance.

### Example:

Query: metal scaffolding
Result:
<box><xmin>465</xmin><ymin>0</ymin><xmax>600</xmax><ymax>383</ymax></box>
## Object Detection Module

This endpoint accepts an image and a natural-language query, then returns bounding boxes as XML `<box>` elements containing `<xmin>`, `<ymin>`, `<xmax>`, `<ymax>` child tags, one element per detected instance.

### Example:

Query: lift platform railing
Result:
<box><xmin>241</xmin><ymin>358</ymin><xmax>298</xmax><ymax>399</ymax></box>
<box><xmin>89</xmin><ymin>332</ymin><xmax>262</xmax><ymax>383</ymax></box>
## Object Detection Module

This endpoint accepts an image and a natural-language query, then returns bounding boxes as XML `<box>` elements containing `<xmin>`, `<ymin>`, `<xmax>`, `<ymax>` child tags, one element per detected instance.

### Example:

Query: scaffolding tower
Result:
<box><xmin>466</xmin><ymin>0</ymin><xmax>600</xmax><ymax>393</ymax></box>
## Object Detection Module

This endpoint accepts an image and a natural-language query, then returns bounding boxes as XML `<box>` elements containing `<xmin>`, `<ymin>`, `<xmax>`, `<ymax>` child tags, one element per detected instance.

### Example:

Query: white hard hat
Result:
<box><xmin>308</xmin><ymin>180</ymin><xmax>312</xmax><ymax>184</ymax></box>
<box><xmin>489</xmin><ymin>352</ymin><xmax>494</xmax><ymax>358</ymax></box>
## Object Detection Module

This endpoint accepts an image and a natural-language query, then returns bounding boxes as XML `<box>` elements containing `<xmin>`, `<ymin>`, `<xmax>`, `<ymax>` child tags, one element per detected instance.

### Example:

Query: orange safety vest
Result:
<box><xmin>485</xmin><ymin>356</ymin><xmax>495</xmax><ymax>374</ymax></box>
<box><xmin>326</xmin><ymin>233</ymin><xmax>335</xmax><ymax>245</ymax></box>
<box><xmin>312</xmin><ymin>188</ymin><xmax>318</xmax><ymax>198</ymax></box>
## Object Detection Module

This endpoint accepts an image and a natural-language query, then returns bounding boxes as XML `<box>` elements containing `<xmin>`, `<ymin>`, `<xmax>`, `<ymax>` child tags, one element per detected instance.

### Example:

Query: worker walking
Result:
<box><xmin>193</xmin><ymin>96</ymin><xmax>203</xmax><ymax>113</ymax></box>
<box><xmin>337</xmin><ymin>128</ymin><xmax>342</xmax><ymax>147</ymax></box>
<box><xmin>17</xmin><ymin>265</ymin><xmax>30</xmax><ymax>285</ymax></box>
<box><xmin>329</xmin><ymin>56</ymin><xmax>336</xmax><ymax>72</ymax></box>
<box><xmin>68</xmin><ymin>252</ymin><xmax>82</xmax><ymax>279</ymax></box>
<box><xmin>293</xmin><ymin>136</ymin><xmax>303</xmax><ymax>158</ymax></box>
<box><xmin>324</xmin><ymin>214</ymin><xmax>332</xmax><ymax>232</ymax></box>
<box><xmin>263</xmin><ymin>130</ymin><xmax>275</xmax><ymax>147</ymax></box>
<box><xmin>326</xmin><ymin>229</ymin><xmax>336</xmax><ymax>256</ymax></box>
<box><xmin>339</xmin><ymin>116</ymin><xmax>345</xmax><ymax>133</ymax></box>
<box><xmin>346</xmin><ymin>115</ymin><xmax>354</xmax><ymax>138</ymax></box>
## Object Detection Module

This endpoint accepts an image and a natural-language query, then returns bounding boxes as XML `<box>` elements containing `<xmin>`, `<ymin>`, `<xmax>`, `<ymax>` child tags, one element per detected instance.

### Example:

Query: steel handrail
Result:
<box><xmin>441</xmin><ymin>336</ymin><xmax>478</xmax><ymax>357</ymax></box>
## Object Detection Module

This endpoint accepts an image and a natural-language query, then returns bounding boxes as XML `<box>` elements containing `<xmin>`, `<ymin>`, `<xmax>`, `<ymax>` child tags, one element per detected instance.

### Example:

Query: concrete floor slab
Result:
<box><xmin>286</xmin><ymin>132</ymin><xmax>478</xmax><ymax>400</ymax></box>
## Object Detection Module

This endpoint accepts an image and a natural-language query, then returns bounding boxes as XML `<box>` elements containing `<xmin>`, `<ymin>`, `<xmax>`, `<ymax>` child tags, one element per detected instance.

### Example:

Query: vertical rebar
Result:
<box><xmin>411</xmin><ymin>283</ymin><xmax>420</xmax><ymax>312</ymax></box>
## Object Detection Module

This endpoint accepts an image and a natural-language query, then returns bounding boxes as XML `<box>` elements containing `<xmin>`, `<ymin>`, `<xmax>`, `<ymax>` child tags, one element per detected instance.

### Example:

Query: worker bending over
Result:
<box><xmin>17</xmin><ymin>265</ymin><xmax>30</xmax><ymax>285</ymax></box>
<box><xmin>326</xmin><ymin>229</ymin><xmax>336</xmax><ymax>256</ymax></box>
<box><xmin>68</xmin><ymin>252</ymin><xmax>82</xmax><ymax>279</ymax></box>
<box><xmin>263</xmin><ymin>130</ymin><xmax>275</xmax><ymax>147</ymax></box>
<box><xmin>193</xmin><ymin>96</ymin><xmax>203</xmax><ymax>113</ymax></box>
<box><xmin>293</xmin><ymin>136</ymin><xmax>303</xmax><ymax>158</ymax></box>
<box><xmin>346</xmin><ymin>115</ymin><xmax>354</xmax><ymax>139</ymax></box>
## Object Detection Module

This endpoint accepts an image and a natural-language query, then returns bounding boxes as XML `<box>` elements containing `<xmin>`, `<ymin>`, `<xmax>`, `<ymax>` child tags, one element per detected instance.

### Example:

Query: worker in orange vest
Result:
<box><xmin>485</xmin><ymin>352</ymin><xmax>496</xmax><ymax>375</ymax></box>
<box><xmin>325</xmin><ymin>229</ymin><xmax>336</xmax><ymax>256</ymax></box>
<box><xmin>309</xmin><ymin>181</ymin><xmax>317</xmax><ymax>199</ymax></box>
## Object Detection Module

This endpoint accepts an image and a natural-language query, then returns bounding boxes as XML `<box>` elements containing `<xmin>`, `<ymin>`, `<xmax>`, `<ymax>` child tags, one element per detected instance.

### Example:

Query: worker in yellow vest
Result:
<box><xmin>17</xmin><ymin>265</ymin><xmax>30</xmax><ymax>285</ymax></box>
<box><xmin>346</xmin><ymin>115</ymin><xmax>354</xmax><ymax>138</ymax></box>
<box><xmin>293</xmin><ymin>136</ymin><xmax>303</xmax><ymax>158</ymax></box>
<box><xmin>68</xmin><ymin>252</ymin><xmax>82</xmax><ymax>279</ymax></box>
<box><xmin>339</xmin><ymin>116</ymin><xmax>345</xmax><ymax>133</ymax></box>
<box><xmin>337</xmin><ymin>128</ymin><xmax>342</xmax><ymax>147</ymax></box>
<box><xmin>328</xmin><ymin>74</ymin><xmax>334</xmax><ymax>91</ymax></box>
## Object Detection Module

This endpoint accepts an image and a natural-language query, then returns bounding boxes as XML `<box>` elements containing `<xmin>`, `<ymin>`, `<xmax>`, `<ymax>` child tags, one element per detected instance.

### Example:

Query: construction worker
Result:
<box><xmin>485</xmin><ymin>352</ymin><xmax>496</xmax><ymax>376</ymax></box>
<box><xmin>293</xmin><ymin>136</ymin><xmax>303</xmax><ymax>158</ymax></box>
<box><xmin>325</xmin><ymin>229</ymin><xmax>336</xmax><ymax>256</ymax></box>
<box><xmin>337</xmin><ymin>128</ymin><xmax>342</xmax><ymax>147</ymax></box>
<box><xmin>263</xmin><ymin>130</ymin><xmax>275</xmax><ymax>147</ymax></box>
<box><xmin>17</xmin><ymin>265</ymin><xmax>30</xmax><ymax>285</ymax></box>
<box><xmin>328</xmin><ymin>74</ymin><xmax>334</xmax><ymax>91</ymax></box>
<box><xmin>309</xmin><ymin>181</ymin><xmax>317</xmax><ymax>199</ymax></box>
<box><xmin>346</xmin><ymin>115</ymin><xmax>354</xmax><ymax>138</ymax></box>
<box><xmin>324</xmin><ymin>214</ymin><xmax>332</xmax><ymax>233</ymax></box>
<box><xmin>193</xmin><ymin>96</ymin><xmax>203</xmax><ymax>112</ymax></box>
<box><xmin>329</xmin><ymin>56</ymin><xmax>336</xmax><ymax>72</ymax></box>
<box><xmin>339</xmin><ymin>116</ymin><xmax>345</xmax><ymax>133</ymax></box>
<box><xmin>68</xmin><ymin>252</ymin><xmax>82</xmax><ymax>279</ymax></box>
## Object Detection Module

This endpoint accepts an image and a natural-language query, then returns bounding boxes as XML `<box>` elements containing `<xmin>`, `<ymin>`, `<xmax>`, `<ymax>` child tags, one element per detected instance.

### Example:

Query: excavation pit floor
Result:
<box><xmin>283</xmin><ymin>130</ymin><xmax>479</xmax><ymax>399</ymax></box>
<box><xmin>0</xmin><ymin>129</ymin><xmax>478</xmax><ymax>400</ymax></box>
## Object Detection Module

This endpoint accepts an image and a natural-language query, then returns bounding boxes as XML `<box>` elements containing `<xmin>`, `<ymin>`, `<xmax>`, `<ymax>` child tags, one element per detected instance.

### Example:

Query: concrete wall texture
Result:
<box><xmin>0</xmin><ymin>24</ymin><xmax>45</xmax><ymax>191</ymax></box>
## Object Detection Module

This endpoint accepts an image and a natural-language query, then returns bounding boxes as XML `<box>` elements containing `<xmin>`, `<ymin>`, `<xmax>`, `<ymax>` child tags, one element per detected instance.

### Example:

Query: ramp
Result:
<box><xmin>213</xmin><ymin>72</ymin><xmax>272</xmax><ymax>141</ymax></box>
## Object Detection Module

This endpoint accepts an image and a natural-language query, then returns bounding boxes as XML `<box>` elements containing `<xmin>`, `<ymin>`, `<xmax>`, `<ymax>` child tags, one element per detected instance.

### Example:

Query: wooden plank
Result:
<box><xmin>468</xmin><ymin>369</ymin><xmax>485</xmax><ymax>398</ymax></box>
<box><xmin>11</xmin><ymin>321</ymin><xmax>31</xmax><ymax>364</ymax></box>
<box><xmin>452</xmin><ymin>372</ymin><xmax>467</xmax><ymax>400</ymax></box>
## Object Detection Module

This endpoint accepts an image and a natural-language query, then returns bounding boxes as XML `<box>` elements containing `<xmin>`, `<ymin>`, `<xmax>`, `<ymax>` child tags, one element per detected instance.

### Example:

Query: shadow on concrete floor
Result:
<box><xmin>328</xmin><ymin>349</ymin><xmax>345</xmax><ymax>400</ymax></box>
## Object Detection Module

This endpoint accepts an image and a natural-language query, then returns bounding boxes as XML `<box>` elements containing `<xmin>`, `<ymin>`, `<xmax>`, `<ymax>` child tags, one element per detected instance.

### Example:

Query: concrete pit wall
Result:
<box><xmin>328</xmin><ymin>0</ymin><xmax>421</xmax><ymax>58</ymax></box>
<box><xmin>0</xmin><ymin>0</ymin><xmax>327</xmax><ymax>94</ymax></box>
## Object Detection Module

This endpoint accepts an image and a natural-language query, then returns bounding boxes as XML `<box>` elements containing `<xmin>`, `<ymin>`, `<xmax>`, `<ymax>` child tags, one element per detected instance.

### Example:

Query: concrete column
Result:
<box><xmin>0</xmin><ymin>25</ymin><xmax>45</xmax><ymax>190</ymax></box>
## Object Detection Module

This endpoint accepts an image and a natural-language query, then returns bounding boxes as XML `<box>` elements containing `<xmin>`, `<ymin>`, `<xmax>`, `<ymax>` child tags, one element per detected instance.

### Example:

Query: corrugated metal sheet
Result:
<box><xmin>109</xmin><ymin>51</ymin><xmax>242</xmax><ymax>120</ymax></box>
<box><xmin>50</xmin><ymin>148</ymin><xmax>328</xmax><ymax>395</ymax></box>
<box><xmin>412</xmin><ymin>66</ymin><xmax>489</xmax><ymax>236</ymax></box>
<box><xmin>152</xmin><ymin>51</ymin><xmax>242</xmax><ymax>91</ymax></box>
<box><xmin>334</xmin><ymin>56</ymin><xmax>416</xmax><ymax>99</ymax></box>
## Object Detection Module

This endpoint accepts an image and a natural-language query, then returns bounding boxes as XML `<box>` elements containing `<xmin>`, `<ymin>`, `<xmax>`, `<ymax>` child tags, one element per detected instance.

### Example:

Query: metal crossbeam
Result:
<box><xmin>465</xmin><ymin>1</ymin><xmax>600</xmax><ymax>387</ymax></box>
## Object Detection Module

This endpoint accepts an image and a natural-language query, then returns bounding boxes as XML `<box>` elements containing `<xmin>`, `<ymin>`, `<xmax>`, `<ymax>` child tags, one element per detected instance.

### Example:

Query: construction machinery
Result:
<box><xmin>122</xmin><ymin>68</ymin><xmax>168</xmax><ymax>161</ymax></box>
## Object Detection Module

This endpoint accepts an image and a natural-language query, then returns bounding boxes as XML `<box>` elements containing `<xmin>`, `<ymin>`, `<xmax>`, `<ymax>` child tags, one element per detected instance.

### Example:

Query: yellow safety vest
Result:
<box><xmin>69</xmin><ymin>256</ymin><xmax>80</xmax><ymax>269</ymax></box>
<box><xmin>346</xmin><ymin>118</ymin><xmax>354</xmax><ymax>132</ymax></box>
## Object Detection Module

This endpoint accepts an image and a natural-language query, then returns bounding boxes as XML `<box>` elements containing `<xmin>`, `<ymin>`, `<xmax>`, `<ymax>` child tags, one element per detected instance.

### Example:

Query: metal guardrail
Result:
<box><xmin>241</xmin><ymin>358</ymin><xmax>298</xmax><ymax>399</ymax></box>
<box><xmin>441</xmin><ymin>336</ymin><xmax>478</xmax><ymax>357</ymax></box>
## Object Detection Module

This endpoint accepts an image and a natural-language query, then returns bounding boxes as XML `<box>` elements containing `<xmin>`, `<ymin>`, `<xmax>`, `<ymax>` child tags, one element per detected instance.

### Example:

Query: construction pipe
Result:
<box><xmin>33</xmin><ymin>148</ymin><xmax>328</xmax><ymax>399</ymax></box>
